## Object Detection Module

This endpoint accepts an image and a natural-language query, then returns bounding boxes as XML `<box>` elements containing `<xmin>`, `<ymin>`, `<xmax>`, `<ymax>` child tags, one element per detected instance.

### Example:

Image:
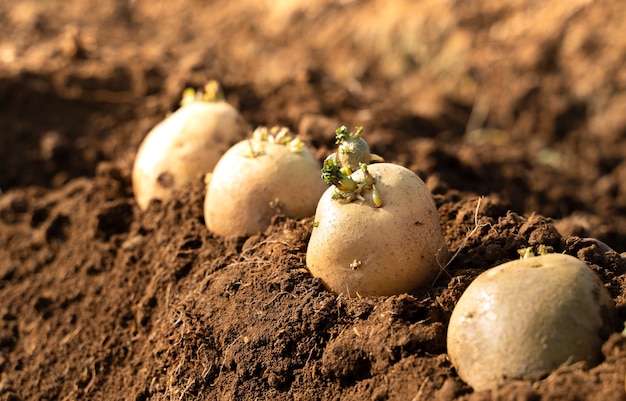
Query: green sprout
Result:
<box><xmin>372</xmin><ymin>184</ymin><xmax>382</xmax><ymax>208</ymax></box>
<box><xmin>517</xmin><ymin>245</ymin><xmax>549</xmax><ymax>259</ymax></box>
<box><xmin>334</xmin><ymin>126</ymin><xmax>372</xmax><ymax>173</ymax></box>
<box><xmin>180</xmin><ymin>80</ymin><xmax>225</xmax><ymax>107</ymax></box>
<box><xmin>320</xmin><ymin>126</ymin><xmax>386</xmax><ymax>207</ymax></box>
<box><xmin>246</xmin><ymin>126</ymin><xmax>304</xmax><ymax>158</ymax></box>
<box><xmin>335</xmin><ymin>125</ymin><xmax>363</xmax><ymax>144</ymax></box>
<box><xmin>202</xmin><ymin>80</ymin><xmax>225</xmax><ymax>102</ymax></box>
<box><xmin>322</xmin><ymin>157</ymin><xmax>382</xmax><ymax>207</ymax></box>
<box><xmin>322</xmin><ymin>156</ymin><xmax>357</xmax><ymax>192</ymax></box>
<box><xmin>180</xmin><ymin>87</ymin><xmax>197</xmax><ymax>107</ymax></box>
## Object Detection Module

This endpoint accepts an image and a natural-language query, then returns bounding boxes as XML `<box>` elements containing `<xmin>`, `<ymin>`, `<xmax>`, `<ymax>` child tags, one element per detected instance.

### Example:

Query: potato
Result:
<box><xmin>447</xmin><ymin>252</ymin><xmax>616</xmax><ymax>391</ymax></box>
<box><xmin>132</xmin><ymin>83</ymin><xmax>250</xmax><ymax>210</ymax></box>
<box><xmin>204</xmin><ymin>126</ymin><xmax>327</xmax><ymax>237</ymax></box>
<box><xmin>306</xmin><ymin>162</ymin><xmax>450</xmax><ymax>297</ymax></box>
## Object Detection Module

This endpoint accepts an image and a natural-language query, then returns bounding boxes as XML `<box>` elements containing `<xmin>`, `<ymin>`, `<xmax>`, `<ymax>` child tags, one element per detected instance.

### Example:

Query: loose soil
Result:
<box><xmin>2</xmin><ymin>1</ymin><xmax>626</xmax><ymax>400</ymax></box>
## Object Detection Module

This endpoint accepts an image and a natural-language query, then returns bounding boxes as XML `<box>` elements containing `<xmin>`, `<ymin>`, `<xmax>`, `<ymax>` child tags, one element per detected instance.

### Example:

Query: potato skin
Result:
<box><xmin>447</xmin><ymin>253</ymin><xmax>616</xmax><ymax>391</ymax></box>
<box><xmin>306</xmin><ymin>163</ymin><xmax>449</xmax><ymax>297</ymax></box>
<box><xmin>204</xmin><ymin>139</ymin><xmax>327</xmax><ymax>237</ymax></box>
<box><xmin>132</xmin><ymin>101</ymin><xmax>249</xmax><ymax>210</ymax></box>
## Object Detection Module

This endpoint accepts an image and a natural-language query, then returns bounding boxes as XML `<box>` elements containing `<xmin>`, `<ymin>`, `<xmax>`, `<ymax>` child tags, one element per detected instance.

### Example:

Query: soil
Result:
<box><xmin>2</xmin><ymin>1</ymin><xmax>626</xmax><ymax>400</ymax></box>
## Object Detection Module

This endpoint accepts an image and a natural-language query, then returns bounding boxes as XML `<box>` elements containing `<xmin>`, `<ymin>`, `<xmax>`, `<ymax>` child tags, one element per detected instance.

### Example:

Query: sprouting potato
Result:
<box><xmin>446</xmin><ymin>251</ymin><xmax>616</xmax><ymax>391</ymax></box>
<box><xmin>332</xmin><ymin>125</ymin><xmax>383</xmax><ymax>172</ymax></box>
<box><xmin>204</xmin><ymin>126</ymin><xmax>327</xmax><ymax>237</ymax></box>
<box><xmin>132</xmin><ymin>82</ymin><xmax>250</xmax><ymax>210</ymax></box>
<box><xmin>305</xmin><ymin>127</ymin><xmax>449</xmax><ymax>297</ymax></box>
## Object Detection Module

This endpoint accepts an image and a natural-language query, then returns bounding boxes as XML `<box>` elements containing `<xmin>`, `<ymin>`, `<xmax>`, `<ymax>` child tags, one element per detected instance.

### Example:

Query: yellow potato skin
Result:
<box><xmin>306</xmin><ymin>163</ymin><xmax>449</xmax><ymax>297</ymax></box>
<box><xmin>204</xmin><ymin>139</ymin><xmax>327</xmax><ymax>237</ymax></box>
<box><xmin>132</xmin><ymin>101</ymin><xmax>249</xmax><ymax>210</ymax></box>
<box><xmin>447</xmin><ymin>253</ymin><xmax>615</xmax><ymax>391</ymax></box>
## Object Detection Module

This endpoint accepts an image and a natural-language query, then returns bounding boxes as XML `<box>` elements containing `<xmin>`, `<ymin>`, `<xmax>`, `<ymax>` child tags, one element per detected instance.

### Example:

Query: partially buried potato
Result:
<box><xmin>447</xmin><ymin>252</ymin><xmax>616</xmax><ymax>391</ymax></box>
<box><xmin>132</xmin><ymin>82</ymin><xmax>250</xmax><ymax>210</ymax></box>
<box><xmin>204</xmin><ymin>126</ymin><xmax>327</xmax><ymax>237</ymax></box>
<box><xmin>306</xmin><ymin>157</ymin><xmax>449</xmax><ymax>297</ymax></box>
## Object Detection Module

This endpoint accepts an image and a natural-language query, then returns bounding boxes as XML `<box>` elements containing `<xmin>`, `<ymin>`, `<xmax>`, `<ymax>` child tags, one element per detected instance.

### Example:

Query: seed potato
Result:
<box><xmin>447</xmin><ymin>252</ymin><xmax>616</xmax><ymax>391</ymax></box>
<box><xmin>306</xmin><ymin>162</ymin><xmax>450</xmax><ymax>297</ymax></box>
<box><xmin>204</xmin><ymin>127</ymin><xmax>327</xmax><ymax>237</ymax></box>
<box><xmin>132</xmin><ymin>84</ymin><xmax>250</xmax><ymax>210</ymax></box>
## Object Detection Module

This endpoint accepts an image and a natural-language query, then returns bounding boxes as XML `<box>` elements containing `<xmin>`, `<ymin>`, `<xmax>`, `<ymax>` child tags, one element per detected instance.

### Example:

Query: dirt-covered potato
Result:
<box><xmin>204</xmin><ymin>126</ymin><xmax>327</xmax><ymax>237</ymax></box>
<box><xmin>132</xmin><ymin>83</ymin><xmax>250</xmax><ymax>210</ymax></box>
<box><xmin>447</xmin><ymin>252</ymin><xmax>616</xmax><ymax>391</ymax></box>
<box><xmin>306</xmin><ymin>161</ymin><xmax>450</xmax><ymax>297</ymax></box>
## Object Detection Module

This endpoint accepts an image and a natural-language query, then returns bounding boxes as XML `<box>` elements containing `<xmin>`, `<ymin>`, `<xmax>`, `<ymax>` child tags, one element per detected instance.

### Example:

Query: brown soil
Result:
<box><xmin>2</xmin><ymin>1</ymin><xmax>626</xmax><ymax>400</ymax></box>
